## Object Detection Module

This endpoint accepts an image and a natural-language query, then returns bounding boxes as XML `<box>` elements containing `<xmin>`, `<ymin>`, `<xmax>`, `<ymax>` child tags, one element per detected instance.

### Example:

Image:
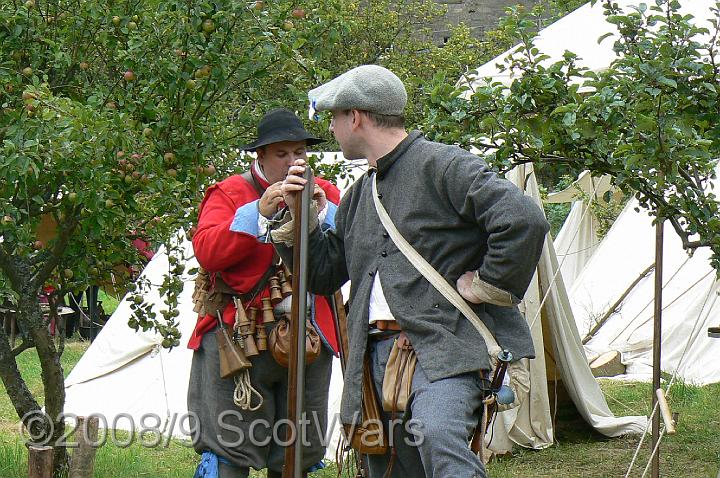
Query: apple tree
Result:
<box><xmin>0</xmin><ymin>0</ymin><xmax>484</xmax><ymax>474</ymax></box>
<box><xmin>420</xmin><ymin>0</ymin><xmax>720</xmax><ymax>269</ymax></box>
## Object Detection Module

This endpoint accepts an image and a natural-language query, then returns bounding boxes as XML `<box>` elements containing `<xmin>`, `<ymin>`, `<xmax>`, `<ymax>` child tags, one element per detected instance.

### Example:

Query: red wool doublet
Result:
<box><xmin>187</xmin><ymin>171</ymin><xmax>341</xmax><ymax>353</ymax></box>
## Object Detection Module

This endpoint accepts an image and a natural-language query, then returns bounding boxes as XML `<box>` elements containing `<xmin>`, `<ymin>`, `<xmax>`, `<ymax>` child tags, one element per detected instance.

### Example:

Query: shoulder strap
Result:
<box><xmin>371</xmin><ymin>173</ymin><xmax>502</xmax><ymax>357</ymax></box>
<box><xmin>241</xmin><ymin>170</ymin><xmax>265</xmax><ymax>197</ymax></box>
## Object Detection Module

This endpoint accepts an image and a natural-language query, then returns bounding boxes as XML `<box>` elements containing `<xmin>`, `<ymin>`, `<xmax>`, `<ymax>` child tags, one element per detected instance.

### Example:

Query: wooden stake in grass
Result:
<box><xmin>28</xmin><ymin>445</ymin><xmax>53</xmax><ymax>478</ymax></box>
<box><xmin>69</xmin><ymin>416</ymin><xmax>100</xmax><ymax>478</ymax></box>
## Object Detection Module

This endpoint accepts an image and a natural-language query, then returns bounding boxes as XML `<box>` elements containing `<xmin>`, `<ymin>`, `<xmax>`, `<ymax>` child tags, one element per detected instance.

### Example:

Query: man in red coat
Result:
<box><xmin>187</xmin><ymin>109</ymin><xmax>340</xmax><ymax>478</ymax></box>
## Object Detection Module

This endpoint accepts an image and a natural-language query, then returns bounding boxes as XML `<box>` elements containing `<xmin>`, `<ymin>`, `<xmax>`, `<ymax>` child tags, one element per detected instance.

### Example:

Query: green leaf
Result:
<box><xmin>657</xmin><ymin>76</ymin><xmax>677</xmax><ymax>88</ymax></box>
<box><xmin>597</xmin><ymin>32</ymin><xmax>614</xmax><ymax>44</ymax></box>
<box><xmin>563</xmin><ymin>111</ymin><xmax>577</xmax><ymax>127</ymax></box>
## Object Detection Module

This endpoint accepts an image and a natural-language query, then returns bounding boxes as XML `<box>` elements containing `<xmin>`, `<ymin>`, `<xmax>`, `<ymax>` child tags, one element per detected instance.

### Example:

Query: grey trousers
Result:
<box><xmin>188</xmin><ymin>327</ymin><xmax>333</xmax><ymax>477</ymax></box>
<box><xmin>367</xmin><ymin>337</ymin><xmax>488</xmax><ymax>478</ymax></box>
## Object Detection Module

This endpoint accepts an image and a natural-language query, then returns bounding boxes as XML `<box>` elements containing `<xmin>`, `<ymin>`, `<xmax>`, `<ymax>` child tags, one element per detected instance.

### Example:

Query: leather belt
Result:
<box><xmin>372</xmin><ymin>320</ymin><xmax>402</xmax><ymax>331</ymax></box>
<box><xmin>368</xmin><ymin>328</ymin><xmax>400</xmax><ymax>341</ymax></box>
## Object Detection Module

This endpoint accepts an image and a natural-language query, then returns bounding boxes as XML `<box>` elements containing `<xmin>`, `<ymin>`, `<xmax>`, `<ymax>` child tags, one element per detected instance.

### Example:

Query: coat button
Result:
<box><xmin>368</xmin><ymin>271</ymin><xmax>374</xmax><ymax>277</ymax></box>
<box><xmin>381</xmin><ymin>251</ymin><xmax>387</xmax><ymax>257</ymax></box>
<box><xmin>433</xmin><ymin>304</ymin><xmax>439</xmax><ymax>308</ymax></box>
<box><xmin>382</xmin><ymin>232</ymin><xmax>389</xmax><ymax>238</ymax></box>
<box><xmin>377</xmin><ymin>193</ymin><xmax>383</xmax><ymax>199</ymax></box>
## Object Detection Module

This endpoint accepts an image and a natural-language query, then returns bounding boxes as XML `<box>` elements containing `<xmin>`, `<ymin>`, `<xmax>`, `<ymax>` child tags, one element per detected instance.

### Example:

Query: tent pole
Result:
<box><xmin>582</xmin><ymin>263</ymin><xmax>655</xmax><ymax>344</ymax></box>
<box><xmin>651</xmin><ymin>216</ymin><xmax>664</xmax><ymax>478</ymax></box>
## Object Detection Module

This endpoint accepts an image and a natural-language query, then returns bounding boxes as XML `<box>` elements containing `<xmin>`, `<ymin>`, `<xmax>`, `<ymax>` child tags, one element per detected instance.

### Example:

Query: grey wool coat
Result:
<box><xmin>273</xmin><ymin>131</ymin><xmax>550</xmax><ymax>425</ymax></box>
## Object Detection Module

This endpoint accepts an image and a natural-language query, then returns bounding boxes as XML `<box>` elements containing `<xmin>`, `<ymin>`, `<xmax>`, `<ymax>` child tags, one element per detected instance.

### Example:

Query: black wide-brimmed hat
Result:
<box><xmin>239</xmin><ymin>108</ymin><xmax>324</xmax><ymax>151</ymax></box>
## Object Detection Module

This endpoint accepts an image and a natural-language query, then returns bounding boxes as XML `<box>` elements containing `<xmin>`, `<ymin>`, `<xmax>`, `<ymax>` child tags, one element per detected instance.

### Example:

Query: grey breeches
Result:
<box><xmin>367</xmin><ymin>337</ymin><xmax>488</xmax><ymax>478</ymax></box>
<box><xmin>187</xmin><ymin>327</ymin><xmax>333</xmax><ymax>474</ymax></box>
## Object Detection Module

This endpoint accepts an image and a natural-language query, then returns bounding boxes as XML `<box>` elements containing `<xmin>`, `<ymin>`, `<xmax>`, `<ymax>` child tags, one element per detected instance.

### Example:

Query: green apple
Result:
<box><xmin>202</xmin><ymin>19</ymin><xmax>215</xmax><ymax>33</ymax></box>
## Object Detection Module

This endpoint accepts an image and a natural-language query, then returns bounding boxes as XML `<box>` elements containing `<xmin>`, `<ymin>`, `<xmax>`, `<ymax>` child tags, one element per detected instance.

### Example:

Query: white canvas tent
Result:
<box><xmin>486</xmin><ymin>164</ymin><xmax>646</xmax><ymax>453</ymax></box>
<box><xmin>65</xmin><ymin>234</ymin><xmax>198</xmax><ymax>438</ymax></box>
<box><xmin>569</xmin><ymin>174</ymin><xmax>720</xmax><ymax>385</ymax></box>
<box><xmin>547</xmin><ymin>171</ymin><xmax>620</xmax><ymax>287</ymax></box>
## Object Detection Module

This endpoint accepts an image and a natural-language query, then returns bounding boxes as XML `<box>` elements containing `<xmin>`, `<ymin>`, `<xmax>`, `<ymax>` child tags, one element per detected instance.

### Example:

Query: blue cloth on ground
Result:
<box><xmin>193</xmin><ymin>451</ymin><xmax>237</xmax><ymax>478</ymax></box>
<box><xmin>308</xmin><ymin>461</ymin><xmax>327</xmax><ymax>472</ymax></box>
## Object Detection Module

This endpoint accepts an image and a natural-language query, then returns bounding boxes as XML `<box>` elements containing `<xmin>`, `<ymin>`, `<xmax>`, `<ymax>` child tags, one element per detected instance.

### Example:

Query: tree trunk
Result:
<box><xmin>1</xmin><ymin>282</ymin><xmax>70</xmax><ymax>477</ymax></box>
<box><xmin>28</xmin><ymin>445</ymin><xmax>54</xmax><ymax>478</ymax></box>
<box><xmin>23</xmin><ymin>297</ymin><xmax>69</xmax><ymax>477</ymax></box>
<box><xmin>69</xmin><ymin>416</ymin><xmax>99</xmax><ymax>478</ymax></box>
<box><xmin>0</xmin><ymin>326</ymin><xmax>41</xmax><ymax>428</ymax></box>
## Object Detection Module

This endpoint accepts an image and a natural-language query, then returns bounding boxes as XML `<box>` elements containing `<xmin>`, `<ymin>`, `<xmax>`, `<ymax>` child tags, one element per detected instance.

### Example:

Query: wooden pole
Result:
<box><xmin>283</xmin><ymin>168</ymin><xmax>313</xmax><ymax>478</ymax></box>
<box><xmin>69</xmin><ymin>416</ymin><xmax>100</xmax><ymax>478</ymax></box>
<box><xmin>27</xmin><ymin>445</ymin><xmax>53</xmax><ymax>478</ymax></box>
<box><xmin>330</xmin><ymin>291</ymin><xmax>349</xmax><ymax>374</ymax></box>
<box><xmin>582</xmin><ymin>264</ymin><xmax>655</xmax><ymax>344</ymax></box>
<box><xmin>88</xmin><ymin>286</ymin><xmax>99</xmax><ymax>342</ymax></box>
<box><xmin>651</xmin><ymin>217</ymin><xmax>664</xmax><ymax>478</ymax></box>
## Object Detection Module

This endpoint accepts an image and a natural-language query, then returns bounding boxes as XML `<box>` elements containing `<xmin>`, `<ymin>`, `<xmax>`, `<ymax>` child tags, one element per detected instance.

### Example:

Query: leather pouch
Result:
<box><xmin>343</xmin><ymin>355</ymin><xmax>388</xmax><ymax>455</ymax></box>
<box><xmin>267</xmin><ymin>316</ymin><xmax>321</xmax><ymax>368</ymax></box>
<box><xmin>381</xmin><ymin>332</ymin><xmax>417</xmax><ymax>413</ymax></box>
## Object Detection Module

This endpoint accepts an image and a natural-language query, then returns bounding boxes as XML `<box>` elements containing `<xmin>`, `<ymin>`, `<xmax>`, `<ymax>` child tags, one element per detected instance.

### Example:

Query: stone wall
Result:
<box><xmin>431</xmin><ymin>0</ymin><xmax>539</xmax><ymax>44</ymax></box>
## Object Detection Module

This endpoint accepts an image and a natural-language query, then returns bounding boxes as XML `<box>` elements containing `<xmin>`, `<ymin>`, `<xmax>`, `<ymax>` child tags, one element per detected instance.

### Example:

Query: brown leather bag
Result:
<box><xmin>381</xmin><ymin>332</ymin><xmax>417</xmax><ymax>413</ymax></box>
<box><xmin>343</xmin><ymin>354</ymin><xmax>389</xmax><ymax>455</ymax></box>
<box><xmin>267</xmin><ymin>316</ymin><xmax>321</xmax><ymax>368</ymax></box>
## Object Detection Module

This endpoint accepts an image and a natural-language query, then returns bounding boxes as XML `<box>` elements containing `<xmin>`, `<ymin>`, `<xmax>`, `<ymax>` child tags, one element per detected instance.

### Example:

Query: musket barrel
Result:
<box><xmin>283</xmin><ymin>167</ymin><xmax>313</xmax><ymax>478</ymax></box>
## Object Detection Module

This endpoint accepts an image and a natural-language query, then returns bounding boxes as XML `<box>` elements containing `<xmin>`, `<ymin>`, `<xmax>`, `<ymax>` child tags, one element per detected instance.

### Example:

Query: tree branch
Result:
<box><xmin>0</xmin><ymin>324</ymin><xmax>41</xmax><ymax>422</ymax></box>
<box><xmin>13</xmin><ymin>338</ymin><xmax>35</xmax><ymax>357</ymax></box>
<box><xmin>0</xmin><ymin>244</ymin><xmax>23</xmax><ymax>290</ymax></box>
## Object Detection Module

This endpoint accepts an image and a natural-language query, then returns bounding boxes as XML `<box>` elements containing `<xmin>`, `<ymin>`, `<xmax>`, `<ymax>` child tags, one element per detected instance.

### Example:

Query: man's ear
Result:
<box><xmin>256</xmin><ymin>146</ymin><xmax>265</xmax><ymax>162</ymax></box>
<box><xmin>350</xmin><ymin>109</ymin><xmax>362</xmax><ymax>131</ymax></box>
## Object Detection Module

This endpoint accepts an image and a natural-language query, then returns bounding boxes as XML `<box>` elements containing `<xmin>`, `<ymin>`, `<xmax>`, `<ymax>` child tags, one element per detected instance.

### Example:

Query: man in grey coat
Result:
<box><xmin>273</xmin><ymin>65</ymin><xmax>549</xmax><ymax>477</ymax></box>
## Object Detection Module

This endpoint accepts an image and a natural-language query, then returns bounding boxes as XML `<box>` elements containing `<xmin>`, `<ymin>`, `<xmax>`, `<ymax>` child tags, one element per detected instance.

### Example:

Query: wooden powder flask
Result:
<box><xmin>282</xmin><ymin>263</ymin><xmax>292</xmax><ymax>285</ymax></box>
<box><xmin>278</xmin><ymin>269</ymin><xmax>292</xmax><ymax>298</ymax></box>
<box><xmin>233</xmin><ymin>298</ymin><xmax>259</xmax><ymax>358</ymax></box>
<box><xmin>242</xmin><ymin>329</ymin><xmax>259</xmax><ymax>357</ymax></box>
<box><xmin>269</xmin><ymin>275</ymin><xmax>284</xmax><ymax>305</ymax></box>
<box><xmin>256</xmin><ymin>324</ymin><xmax>268</xmax><ymax>351</ymax></box>
<box><xmin>234</xmin><ymin>297</ymin><xmax>249</xmax><ymax>324</ymax></box>
<box><xmin>261</xmin><ymin>297</ymin><xmax>275</xmax><ymax>323</ymax></box>
<box><xmin>248</xmin><ymin>307</ymin><xmax>258</xmax><ymax>336</ymax></box>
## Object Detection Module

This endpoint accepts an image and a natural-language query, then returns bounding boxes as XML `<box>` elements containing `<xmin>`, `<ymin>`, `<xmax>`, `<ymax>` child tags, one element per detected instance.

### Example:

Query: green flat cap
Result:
<box><xmin>308</xmin><ymin>65</ymin><xmax>407</xmax><ymax>117</ymax></box>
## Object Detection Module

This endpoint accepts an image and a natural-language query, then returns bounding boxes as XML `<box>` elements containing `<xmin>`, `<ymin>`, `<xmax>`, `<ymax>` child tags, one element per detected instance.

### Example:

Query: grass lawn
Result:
<box><xmin>1</xmin><ymin>340</ymin><xmax>718</xmax><ymax>477</ymax></box>
<box><xmin>98</xmin><ymin>289</ymin><xmax>121</xmax><ymax>316</ymax></box>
